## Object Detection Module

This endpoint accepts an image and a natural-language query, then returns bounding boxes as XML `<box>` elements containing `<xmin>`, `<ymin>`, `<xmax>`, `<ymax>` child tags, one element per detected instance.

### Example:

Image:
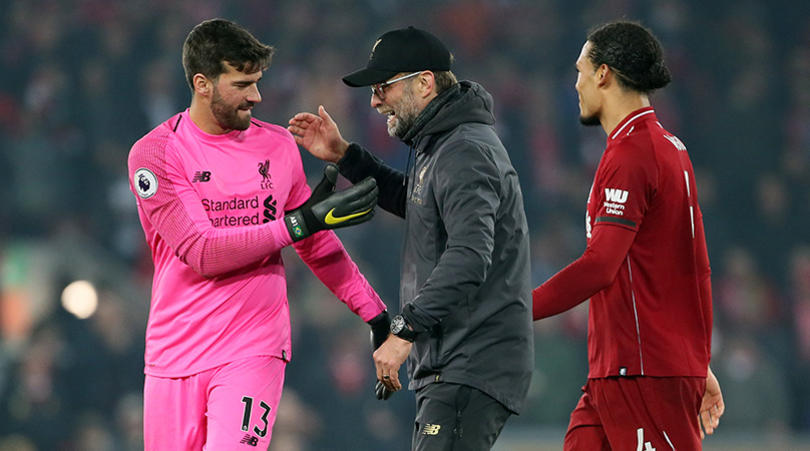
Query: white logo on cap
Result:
<box><xmin>370</xmin><ymin>39</ymin><xmax>382</xmax><ymax>59</ymax></box>
<box><xmin>134</xmin><ymin>168</ymin><xmax>158</xmax><ymax>199</ymax></box>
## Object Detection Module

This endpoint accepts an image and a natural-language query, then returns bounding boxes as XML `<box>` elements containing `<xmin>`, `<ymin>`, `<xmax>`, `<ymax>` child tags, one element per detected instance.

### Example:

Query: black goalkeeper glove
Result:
<box><xmin>284</xmin><ymin>164</ymin><xmax>378</xmax><ymax>242</ymax></box>
<box><xmin>368</xmin><ymin>310</ymin><xmax>391</xmax><ymax>349</ymax></box>
<box><xmin>367</xmin><ymin>310</ymin><xmax>395</xmax><ymax>400</ymax></box>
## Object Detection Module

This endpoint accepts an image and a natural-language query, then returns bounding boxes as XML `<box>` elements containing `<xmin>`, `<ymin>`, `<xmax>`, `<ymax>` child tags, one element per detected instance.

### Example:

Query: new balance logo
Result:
<box><xmin>422</xmin><ymin>424</ymin><xmax>441</xmax><ymax>436</ymax></box>
<box><xmin>604</xmin><ymin>188</ymin><xmax>628</xmax><ymax>203</ymax></box>
<box><xmin>240</xmin><ymin>434</ymin><xmax>259</xmax><ymax>446</ymax></box>
<box><xmin>192</xmin><ymin>171</ymin><xmax>212</xmax><ymax>182</ymax></box>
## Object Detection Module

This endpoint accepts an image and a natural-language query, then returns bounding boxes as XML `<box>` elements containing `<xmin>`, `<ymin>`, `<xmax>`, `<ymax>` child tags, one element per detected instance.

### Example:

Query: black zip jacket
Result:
<box><xmin>337</xmin><ymin>81</ymin><xmax>533</xmax><ymax>413</ymax></box>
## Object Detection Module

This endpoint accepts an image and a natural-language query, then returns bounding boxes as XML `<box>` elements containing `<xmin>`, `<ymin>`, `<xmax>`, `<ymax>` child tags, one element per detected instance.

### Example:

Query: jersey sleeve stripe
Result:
<box><xmin>595</xmin><ymin>216</ymin><xmax>637</xmax><ymax>228</ymax></box>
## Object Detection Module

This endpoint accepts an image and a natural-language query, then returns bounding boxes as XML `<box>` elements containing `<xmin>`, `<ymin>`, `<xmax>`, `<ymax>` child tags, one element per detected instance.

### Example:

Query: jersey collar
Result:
<box><xmin>182</xmin><ymin>109</ymin><xmax>246</xmax><ymax>142</ymax></box>
<box><xmin>608</xmin><ymin>107</ymin><xmax>657</xmax><ymax>142</ymax></box>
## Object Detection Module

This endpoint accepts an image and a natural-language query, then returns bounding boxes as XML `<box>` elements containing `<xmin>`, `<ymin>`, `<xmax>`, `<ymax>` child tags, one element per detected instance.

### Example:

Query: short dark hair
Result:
<box><xmin>182</xmin><ymin>18</ymin><xmax>274</xmax><ymax>91</ymax></box>
<box><xmin>586</xmin><ymin>21</ymin><xmax>671</xmax><ymax>94</ymax></box>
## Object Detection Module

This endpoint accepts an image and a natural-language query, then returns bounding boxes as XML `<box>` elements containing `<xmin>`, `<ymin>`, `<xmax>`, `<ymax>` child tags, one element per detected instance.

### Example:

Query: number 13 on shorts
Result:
<box><xmin>241</xmin><ymin>396</ymin><xmax>272</xmax><ymax>437</ymax></box>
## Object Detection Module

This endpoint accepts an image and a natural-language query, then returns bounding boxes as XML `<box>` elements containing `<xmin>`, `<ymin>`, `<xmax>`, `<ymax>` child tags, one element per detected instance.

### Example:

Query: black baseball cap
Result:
<box><xmin>342</xmin><ymin>26</ymin><xmax>452</xmax><ymax>87</ymax></box>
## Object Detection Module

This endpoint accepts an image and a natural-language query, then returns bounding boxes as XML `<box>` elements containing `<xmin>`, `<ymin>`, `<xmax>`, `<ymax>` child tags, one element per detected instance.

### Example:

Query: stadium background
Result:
<box><xmin>1</xmin><ymin>0</ymin><xmax>809</xmax><ymax>449</ymax></box>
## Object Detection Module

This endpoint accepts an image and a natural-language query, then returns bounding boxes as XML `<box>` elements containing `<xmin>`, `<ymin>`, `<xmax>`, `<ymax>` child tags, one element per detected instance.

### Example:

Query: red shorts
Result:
<box><xmin>564</xmin><ymin>376</ymin><xmax>705</xmax><ymax>451</ymax></box>
<box><xmin>144</xmin><ymin>356</ymin><xmax>285</xmax><ymax>451</ymax></box>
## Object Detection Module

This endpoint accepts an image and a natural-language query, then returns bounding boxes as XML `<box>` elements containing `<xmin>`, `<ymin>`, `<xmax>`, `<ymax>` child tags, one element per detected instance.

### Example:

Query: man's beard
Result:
<box><xmin>579</xmin><ymin>113</ymin><xmax>601</xmax><ymax>126</ymax></box>
<box><xmin>211</xmin><ymin>87</ymin><xmax>252</xmax><ymax>131</ymax></box>
<box><xmin>388</xmin><ymin>85</ymin><xmax>420</xmax><ymax>139</ymax></box>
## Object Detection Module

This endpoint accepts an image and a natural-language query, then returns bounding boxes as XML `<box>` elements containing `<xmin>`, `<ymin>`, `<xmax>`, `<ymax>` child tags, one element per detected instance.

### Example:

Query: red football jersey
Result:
<box><xmin>585</xmin><ymin>107</ymin><xmax>712</xmax><ymax>378</ymax></box>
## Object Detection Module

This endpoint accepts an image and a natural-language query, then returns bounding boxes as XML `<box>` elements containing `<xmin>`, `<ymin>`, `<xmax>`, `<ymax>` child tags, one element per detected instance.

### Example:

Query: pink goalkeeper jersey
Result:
<box><xmin>128</xmin><ymin>110</ymin><xmax>385</xmax><ymax>377</ymax></box>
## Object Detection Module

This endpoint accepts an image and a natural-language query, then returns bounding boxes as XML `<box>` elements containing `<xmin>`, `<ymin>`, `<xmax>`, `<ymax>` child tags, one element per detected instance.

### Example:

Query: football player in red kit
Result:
<box><xmin>532</xmin><ymin>21</ymin><xmax>725</xmax><ymax>450</ymax></box>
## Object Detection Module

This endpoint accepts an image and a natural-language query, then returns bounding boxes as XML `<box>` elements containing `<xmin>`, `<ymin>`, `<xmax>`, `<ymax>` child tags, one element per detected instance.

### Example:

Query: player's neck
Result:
<box><xmin>601</xmin><ymin>92</ymin><xmax>651</xmax><ymax>137</ymax></box>
<box><xmin>189</xmin><ymin>98</ymin><xmax>231</xmax><ymax>135</ymax></box>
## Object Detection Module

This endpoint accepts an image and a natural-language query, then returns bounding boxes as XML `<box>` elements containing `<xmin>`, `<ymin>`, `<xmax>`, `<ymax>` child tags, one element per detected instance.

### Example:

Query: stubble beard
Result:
<box><xmin>211</xmin><ymin>87</ymin><xmax>252</xmax><ymax>131</ymax></box>
<box><xmin>387</xmin><ymin>85</ymin><xmax>420</xmax><ymax>139</ymax></box>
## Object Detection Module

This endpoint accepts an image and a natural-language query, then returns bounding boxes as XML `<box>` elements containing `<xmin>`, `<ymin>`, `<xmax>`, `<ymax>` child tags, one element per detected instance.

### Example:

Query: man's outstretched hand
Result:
<box><xmin>288</xmin><ymin>105</ymin><xmax>350</xmax><ymax>163</ymax></box>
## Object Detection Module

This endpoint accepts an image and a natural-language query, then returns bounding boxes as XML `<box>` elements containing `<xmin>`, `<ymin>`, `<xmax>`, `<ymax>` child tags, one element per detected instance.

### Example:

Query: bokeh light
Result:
<box><xmin>61</xmin><ymin>280</ymin><xmax>99</xmax><ymax>319</ymax></box>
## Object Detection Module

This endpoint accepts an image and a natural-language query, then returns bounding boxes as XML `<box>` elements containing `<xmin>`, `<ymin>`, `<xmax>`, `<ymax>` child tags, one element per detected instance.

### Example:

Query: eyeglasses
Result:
<box><xmin>370</xmin><ymin>71</ymin><xmax>422</xmax><ymax>100</ymax></box>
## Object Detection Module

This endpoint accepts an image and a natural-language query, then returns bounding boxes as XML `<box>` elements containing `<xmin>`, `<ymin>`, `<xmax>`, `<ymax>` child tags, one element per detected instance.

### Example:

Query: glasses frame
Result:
<box><xmin>370</xmin><ymin>71</ymin><xmax>423</xmax><ymax>100</ymax></box>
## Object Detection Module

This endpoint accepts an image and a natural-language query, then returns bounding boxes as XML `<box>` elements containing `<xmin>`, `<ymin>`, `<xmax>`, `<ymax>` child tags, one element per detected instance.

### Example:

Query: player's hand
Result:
<box><xmin>284</xmin><ymin>164</ymin><xmax>377</xmax><ymax>241</ymax></box>
<box><xmin>373</xmin><ymin>335</ymin><xmax>412</xmax><ymax>392</ymax></box>
<box><xmin>367</xmin><ymin>311</ymin><xmax>394</xmax><ymax>400</ymax></box>
<box><xmin>699</xmin><ymin>366</ymin><xmax>724</xmax><ymax>439</ymax></box>
<box><xmin>288</xmin><ymin>105</ymin><xmax>350</xmax><ymax>163</ymax></box>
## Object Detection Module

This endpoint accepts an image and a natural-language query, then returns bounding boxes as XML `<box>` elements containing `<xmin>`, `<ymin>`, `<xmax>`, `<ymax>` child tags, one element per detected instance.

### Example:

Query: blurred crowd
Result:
<box><xmin>0</xmin><ymin>0</ymin><xmax>809</xmax><ymax>449</ymax></box>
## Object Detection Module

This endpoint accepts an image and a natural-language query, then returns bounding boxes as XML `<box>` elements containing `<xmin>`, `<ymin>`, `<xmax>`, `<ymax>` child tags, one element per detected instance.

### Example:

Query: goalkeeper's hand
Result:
<box><xmin>367</xmin><ymin>311</ymin><xmax>394</xmax><ymax>400</ymax></box>
<box><xmin>284</xmin><ymin>164</ymin><xmax>377</xmax><ymax>242</ymax></box>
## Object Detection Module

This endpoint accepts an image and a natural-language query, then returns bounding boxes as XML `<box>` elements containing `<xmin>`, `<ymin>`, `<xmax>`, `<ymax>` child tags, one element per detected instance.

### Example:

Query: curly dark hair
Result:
<box><xmin>586</xmin><ymin>21</ymin><xmax>671</xmax><ymax>94</ymax></box>
<box><xmin>182</xmin><ymin>18</ymin><xmax>274</xmax><ymax>91</ymax></box>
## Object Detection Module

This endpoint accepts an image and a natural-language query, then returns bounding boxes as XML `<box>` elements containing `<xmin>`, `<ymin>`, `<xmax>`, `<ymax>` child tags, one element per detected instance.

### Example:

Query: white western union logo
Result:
<box><xmin>604</xmin><ymin>188</ymin><xmax>629</xmax><ymax>203</ymax></box>
<box><xmin>422</xmin><ymin>424</ymin><xmax>441</xmax><ymax>436</ymax></box>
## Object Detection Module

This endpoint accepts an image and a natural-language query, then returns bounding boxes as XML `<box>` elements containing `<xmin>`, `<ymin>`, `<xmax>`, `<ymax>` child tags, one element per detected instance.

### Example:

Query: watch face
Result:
<box><xmin>390</xmin><ymin>316</ymin><xmax>405</xmax><ymax>334</ymax></box>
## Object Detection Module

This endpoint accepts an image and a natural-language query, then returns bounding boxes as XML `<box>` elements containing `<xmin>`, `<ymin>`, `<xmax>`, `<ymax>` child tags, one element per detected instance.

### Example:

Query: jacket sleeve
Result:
<box><xmin>400</xmin><ymin>140</ymin><xmax>498</xmax><ymax>331</ymax></box>
<box><xmin>337</xmin><ymin>143</ymin><xmax>407</xmax><ymax>218</ymax></box>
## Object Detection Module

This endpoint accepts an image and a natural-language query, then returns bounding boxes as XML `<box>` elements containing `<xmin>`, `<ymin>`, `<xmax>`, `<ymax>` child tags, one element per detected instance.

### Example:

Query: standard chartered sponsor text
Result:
<box><xmin>202</xmin><ymin>196</ymin><xmax>261</xmax><ymax>212</ymax></box>
<box><xmin>202</xmin><ymin>196</ymin><xmax>263</xmax><ymax>227</ymax></box>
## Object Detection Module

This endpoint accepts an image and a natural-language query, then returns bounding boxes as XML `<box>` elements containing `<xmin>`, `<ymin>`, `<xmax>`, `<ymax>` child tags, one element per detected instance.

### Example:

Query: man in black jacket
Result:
<box><xmin>288</xmin><ymin>26</ymin><xmax>533</xmax><ymax>451</ymax></box>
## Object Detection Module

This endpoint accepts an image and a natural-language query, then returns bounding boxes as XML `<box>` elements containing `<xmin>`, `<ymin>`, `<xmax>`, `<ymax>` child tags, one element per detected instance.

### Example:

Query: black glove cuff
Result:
<box><xmin>368</xmin><ymin>310</ymin><xmax>391</xmax><ymax>350</ymax></box>
<box><xmin>367</xmin><ymin>310</ymin><xmax>390</xmax><ymax>328</ymax></box>
<box><xmin>284</xmin><ymin>212</ymin><xmax>310</xmax><ymax>242</ymax></box>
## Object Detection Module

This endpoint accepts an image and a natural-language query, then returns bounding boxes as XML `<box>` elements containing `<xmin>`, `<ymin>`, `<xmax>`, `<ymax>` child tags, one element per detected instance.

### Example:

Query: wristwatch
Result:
<box><xmin>390</xmin><ymin>314</ymin><xmax>417</xmax><ymax>342</ymax></box>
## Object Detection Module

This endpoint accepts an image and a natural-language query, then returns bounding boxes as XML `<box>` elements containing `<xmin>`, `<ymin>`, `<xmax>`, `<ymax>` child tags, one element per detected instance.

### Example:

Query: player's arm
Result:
<box><xmin>285</xmin><ymin>155</ymin><xmax>387</xmax><ymax>323</ymax></box>
<box><xmin>533</xmin><ymin>141</ymin><xmax>652</xmax><ymax>320</ymax></box>
<box><xmin>288</xmin><ymin>162</ymin><xmax>392</xmax><ymax>399</ymax></box>
<box><xmin>397</xmin><ymin>141</ymin><xmax>499</xmax><ymax>332</ymax></box>
<box><xmin>292</xmin><ymin>231</ymin><xmax>387</xmax><ymax>322</ymax></box>
<box><xmin>129</xmin><ymin>140</ymin><xmax>375</xmax><ymax>278</ymax></box>
<box><xmin>532</xmin><ymin>223</ymin><xmax>637</xmax><ymax>320</ymax></box>
<box><xmin>293</xmin><ymin>227</ymin><xmax>393</xmax><ymax>401</ymax></box>
<box><xmin>693</xmin><ymin>197</ymin><xmax>723</xmax><ymax>438</ymax></box>
<box><xmin>694</xmin><ymin>203</ymin><xmax>713</xmax><ymax>354</ymax></box>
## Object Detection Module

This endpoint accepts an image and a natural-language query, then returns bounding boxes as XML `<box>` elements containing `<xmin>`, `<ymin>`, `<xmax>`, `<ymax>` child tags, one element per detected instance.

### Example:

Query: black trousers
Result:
<box><xmin>412</xmin><ymin>382</ymin><xmax>512</xmax><ymax>451</ymax></box>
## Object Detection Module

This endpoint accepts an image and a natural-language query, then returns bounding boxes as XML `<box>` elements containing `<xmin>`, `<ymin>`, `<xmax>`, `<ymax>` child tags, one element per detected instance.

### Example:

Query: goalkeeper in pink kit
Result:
<box><xmin>128</xmin><ymin>19</ymin><xmax>391</xmax><ymax>450</ymax></box>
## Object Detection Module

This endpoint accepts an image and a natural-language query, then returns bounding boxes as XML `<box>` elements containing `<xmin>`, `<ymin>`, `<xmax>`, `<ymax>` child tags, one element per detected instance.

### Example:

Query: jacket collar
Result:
<box><xmin>401</xmin><ymin>83</ymin><xmax>461</xmax><ymax>149</ymax></box>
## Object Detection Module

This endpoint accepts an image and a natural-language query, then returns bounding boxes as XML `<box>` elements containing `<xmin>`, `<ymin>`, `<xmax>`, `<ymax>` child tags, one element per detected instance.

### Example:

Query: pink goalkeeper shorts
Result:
<box><xmin>144</xmin><ymin>356</ymin><xmax>286</xmax><ymax>450</ymax></box>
